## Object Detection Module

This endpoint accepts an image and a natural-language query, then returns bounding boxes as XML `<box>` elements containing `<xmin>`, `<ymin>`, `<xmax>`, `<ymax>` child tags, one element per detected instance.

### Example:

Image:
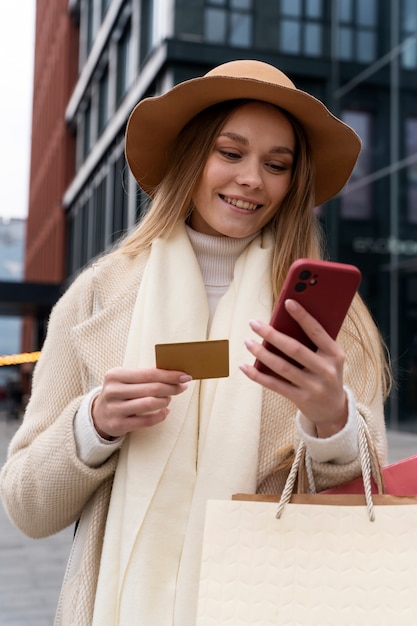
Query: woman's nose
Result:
<box><xmin>235</xmin><ymin>158</ymin><xmax>263</xmax><ymax>188</ymax></box>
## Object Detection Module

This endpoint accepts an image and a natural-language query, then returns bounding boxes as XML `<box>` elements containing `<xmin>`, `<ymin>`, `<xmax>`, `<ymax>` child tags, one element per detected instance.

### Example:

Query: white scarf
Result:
<box><xmin>92</xmin><ymin>222</ymin><xmax>274</xmax><ymax>625</ymax></box>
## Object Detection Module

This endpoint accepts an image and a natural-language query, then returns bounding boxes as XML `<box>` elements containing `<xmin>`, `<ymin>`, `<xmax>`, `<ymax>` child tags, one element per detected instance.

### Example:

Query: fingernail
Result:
<box><xmin>179</xmin><ymin>374</ymin><xmax>193</xmax><ymax>383</ymax></box>
<box><xmin>285</xmin><ymin>299</ymin><xmax>297</xmax><ymax>311</ymax></box>
<box><xmin>249</xmin><ymin>319</ymin><xmax>262</xmax><ymax>331</ymax></box>
<box><xmin>245</xmin><ymin>338</ymin><xmax>255</xmax><ymax>349</ymax></box>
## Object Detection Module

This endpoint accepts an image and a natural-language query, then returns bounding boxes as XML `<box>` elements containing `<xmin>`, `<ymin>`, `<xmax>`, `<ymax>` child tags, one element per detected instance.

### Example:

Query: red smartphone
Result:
<box><xmin>254</xmin><ymin>258</ymin><xmax>362</xmax><ymax>377</ymax></box>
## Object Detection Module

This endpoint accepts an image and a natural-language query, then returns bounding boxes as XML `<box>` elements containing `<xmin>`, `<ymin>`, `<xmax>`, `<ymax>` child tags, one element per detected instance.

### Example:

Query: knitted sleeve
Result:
<box><xmin>0</xmin><ymin>267</ymin><xmax>119</xmax><ymax>538</ymax></box>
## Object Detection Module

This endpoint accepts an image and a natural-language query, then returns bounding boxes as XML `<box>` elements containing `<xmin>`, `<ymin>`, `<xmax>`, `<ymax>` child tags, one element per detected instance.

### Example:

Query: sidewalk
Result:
<box><xmin>0</xmin><ymin>417</ymin><xmax>73</xmax><ymax>626</ymax></box>
<box><xmin>385</xmin><ymin>428</ymin><xmax>417</xmax><ymax>464</ymax></box>
<box><xmin>1</xmin><ymin>415</ymin><xmax>417</xmax><ymax>624</ymax></box>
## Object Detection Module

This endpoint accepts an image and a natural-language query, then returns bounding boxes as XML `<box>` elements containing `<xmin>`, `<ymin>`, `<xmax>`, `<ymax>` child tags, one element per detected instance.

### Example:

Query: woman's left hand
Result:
<box><xmin>241</xmin><ymin>299</ymin><xmax>348</xmax><ymax>438</ymax></box>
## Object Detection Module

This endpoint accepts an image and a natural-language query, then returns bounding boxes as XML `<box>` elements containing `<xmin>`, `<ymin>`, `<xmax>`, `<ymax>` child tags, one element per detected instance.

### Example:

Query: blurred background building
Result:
<box><xmin>0</xmin><ymin>218</ymin><xmax>25</xmax><ymax>395</ymax></box>
<box><xmin>6</xmin><ymin>0</ymin><xmax>417</xmax><ymax>429</ymax></box>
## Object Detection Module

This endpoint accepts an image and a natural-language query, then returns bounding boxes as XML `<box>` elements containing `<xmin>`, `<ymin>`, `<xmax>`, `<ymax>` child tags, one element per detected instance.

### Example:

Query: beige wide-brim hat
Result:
<box><xmin>125</xmin><ymin>59</ymin><xmax>361</xmax><ymax>205</ymax></box>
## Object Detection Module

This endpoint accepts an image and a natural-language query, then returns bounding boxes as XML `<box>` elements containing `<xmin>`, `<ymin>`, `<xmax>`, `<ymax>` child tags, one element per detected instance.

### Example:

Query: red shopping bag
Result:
<box><xmin>322</xmin><ymin>455</ymin><xmax>417</xmax><ymax>496</ymax></box>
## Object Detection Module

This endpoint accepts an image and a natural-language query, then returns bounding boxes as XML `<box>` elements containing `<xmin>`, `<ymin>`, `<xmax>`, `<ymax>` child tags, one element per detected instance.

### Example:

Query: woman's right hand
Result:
<box><xmin>91</xmin><ymin>367</ymin><xmax>192</xmax><ymax>439</ymax></box>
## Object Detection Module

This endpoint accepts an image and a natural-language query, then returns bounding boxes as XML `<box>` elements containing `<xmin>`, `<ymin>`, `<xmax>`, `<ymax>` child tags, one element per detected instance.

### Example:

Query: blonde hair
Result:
<box><xmin>114</xmin><ymin>99</ymin><xmax>392</xmax><ymax>398</ymax></box>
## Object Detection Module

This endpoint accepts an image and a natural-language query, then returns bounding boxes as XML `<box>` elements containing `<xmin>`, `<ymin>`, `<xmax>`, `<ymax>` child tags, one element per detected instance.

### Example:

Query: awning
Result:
<box><xmin>0</xmin><ymin>281</ymin><xmax>62</xmax><ymax>317</ymax></box>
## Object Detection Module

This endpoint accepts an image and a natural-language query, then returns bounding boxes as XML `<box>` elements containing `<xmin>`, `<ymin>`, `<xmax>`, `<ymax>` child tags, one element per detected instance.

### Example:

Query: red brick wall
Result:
<box><xmin>22</xmin><ymin>0</ymin><xmax>79</xmax><ymax>352</ymax></box>
<box><xmin>25</xmin><ymin>0</ymin><xmax>78</xmax><ymax>283</ymax></box>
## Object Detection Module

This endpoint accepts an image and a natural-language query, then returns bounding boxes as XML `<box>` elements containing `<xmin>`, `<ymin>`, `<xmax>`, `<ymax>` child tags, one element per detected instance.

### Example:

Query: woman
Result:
<box><xmin>0</xmin><ymin>60</ymin><xmax>389</xmax><ymax>625</ymax></box>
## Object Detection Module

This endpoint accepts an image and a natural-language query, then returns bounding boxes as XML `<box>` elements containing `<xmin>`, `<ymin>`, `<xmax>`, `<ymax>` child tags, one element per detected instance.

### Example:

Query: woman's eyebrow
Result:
<box><xmin>219</xmin><ymin>131</ymin><xmax>248</xmax><ymax>145</ymax></box>
<box><xmin>219</xmin><ymin>132</ymin><xmax>294</xmax><ymax>156</ymax></box>
<box><xmin>270</xmin><ymin>146</ymin><xmax>294</xmax><ymax>156</ymax></box>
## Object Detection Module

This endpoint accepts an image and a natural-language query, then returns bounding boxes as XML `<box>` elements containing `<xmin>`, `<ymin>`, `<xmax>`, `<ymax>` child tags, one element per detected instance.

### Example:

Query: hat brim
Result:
<box><xmin>125</xmin><ymin>74</ymin><xmax>361</xmax><ymax>206</ymax></box>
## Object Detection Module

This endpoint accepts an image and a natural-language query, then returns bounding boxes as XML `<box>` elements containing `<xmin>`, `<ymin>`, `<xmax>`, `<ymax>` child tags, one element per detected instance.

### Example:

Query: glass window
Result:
<box><xmin>339</xmin><ymin>26</ymin><xmax>353</xmax><ymax>59</ymax></box>
<box><xmin>140</xmin><ymin>0</ymin><xmax>153</xmax><ymax>60</ymax></box>
<box><xmin>402</xmin><ymin>41</ymin><xmax>417</xmax><ymax>69</ymax></box>
<box><xmin>401</xmin><ymin>0</ymin><xmax>417</xmax><ymax>69</ymax></box>
<box><xmin>339</xmin><ymin>0</ymin><xmax>353</xmax><ymax>22</ymax></box>
<box><xmin>86</xmin><ymin>0</ymin><xmax>94</xmax><ymax>53</ymax></box>
<box><xmin>204</xmin><ymin>0</ymin><xmax>252</xmax><ymax>48</ymax></box>
<box><xmin>205</xmin><ymin>8</ymin><xmax>227</xmax><ymax>42</ymax></box>
<box><xmin>79</xmin><ymin>201</ymin><xmax>89</xmax><ymax>269</ymax></box>
<box><xmin>230</xmin><ymin>12</ymin><xmax>251</xmax><ymax>47</ymax></box>
<box><xmin>406</xmin><ymin>119</ymin><xmax>417</xmax><ymax>223</ymax></box>
<box><xmin>340</xmin><ymin>111</ymin><xmax>372</xmax><ymax>220</ymax></box>
<box><xmin>67</xmin><ymin>213</ymin><xmax>74</xmax><ymax>276</ymax></box>
<box><xmin>282</xmin><ymin>0</ymin><xmax>301</xmax><ymax>17</ymax></box>
<box><xmin>69</xmin><ymin>206</ymin><xmax>81</xmax><ymax>275</ymax></box>
<box><xmin>98</xmin><ymin>67</ymin><xmax>109</xmax><ymax>135</ymax></box>
<box><xmin>83</xmin><ymin>101</ymin><xmax>91</xmax><ymax>159</ymax></box>
<box><xmin>116</xmin><ymin>19</ymin><xmax>132</xmax><ymax>104</ymax></box>
<box><xmin>357</xmin><ymin>0</ymin><xmax>376</xmax><ymax>27</ymax></box>
<box><xmin>281</xmin><ymin>20</ymin><xmax>301</xmax><ymax>53</ymax></box>
<box><xmin>306</xmin><ymin>0</ymin><xmax>322</xmax><ymax>18</ymax></box>
<box><xmin>403</xmin><ymin>0</ymin><xmax>417</xmax><ymax>30</ymax></box>
<box><xmin>231</xmin><ymin>0</ymin><xmax>251</xmax><ymax>8</ymax></box>
<box><xmin>93</xmin><ymin>178</ymin><xmax>106</xmax><ymax>257</ymax></box>
<box><xmin>112</xmin><ymin>154</ymin><xmax>129</xmax><ymax>242</ymax></box>
<box><xmin>305</xmin><ymin>22</ymin><xmax>322</xmax><ymax>56</ymax></box>
<box><xmin>101</xmin><ymin>0</ymin><xmax>111</xmax><ymax>20</ymax></box>
<box><xmin>336</xmin><ymin>0</ymin><xmax>377</xmax><ymax>63</ymax></box>
<box><xmin>357</xmin><ymin>30</ymin><xmax>376</xmax><ymax>63</ymax></box>
<box><xmin>278</xmin><ymin>0</ymin><xmax>323</xmax><ymax>57</ymax></box>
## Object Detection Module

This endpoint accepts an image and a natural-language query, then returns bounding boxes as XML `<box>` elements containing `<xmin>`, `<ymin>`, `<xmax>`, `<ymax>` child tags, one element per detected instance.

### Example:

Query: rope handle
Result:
<box><xmin>275</xmin><ymin>412</ymin><xmax>381</xmax><ymax>522</ymax></box>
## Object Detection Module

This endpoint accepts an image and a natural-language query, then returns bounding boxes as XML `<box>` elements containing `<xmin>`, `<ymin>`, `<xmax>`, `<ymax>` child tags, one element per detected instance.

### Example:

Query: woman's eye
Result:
<box><xmin>267</xmin><ymin>162</ymin><xmax>286</xmax><ymax>172</ymax></box>
<box><xmin>220</xmin><ymin>150</ymin><xmax>241</xmax><ymax>160</ymax></box>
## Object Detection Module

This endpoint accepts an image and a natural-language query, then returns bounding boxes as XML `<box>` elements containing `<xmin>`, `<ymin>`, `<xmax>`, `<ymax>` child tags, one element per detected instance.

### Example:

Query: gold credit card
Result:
<box><xmin>155</xmin><ymin>339</ymin><xmax>229</xmax><ymax>379</ymax></box>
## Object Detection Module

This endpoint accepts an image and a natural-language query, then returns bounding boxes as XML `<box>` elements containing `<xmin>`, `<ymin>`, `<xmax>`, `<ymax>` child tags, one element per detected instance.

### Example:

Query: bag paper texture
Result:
<box><xmin>197</xmin><ymin>498</ymin><xmax>417</xmax><ymax>625</ymax></box>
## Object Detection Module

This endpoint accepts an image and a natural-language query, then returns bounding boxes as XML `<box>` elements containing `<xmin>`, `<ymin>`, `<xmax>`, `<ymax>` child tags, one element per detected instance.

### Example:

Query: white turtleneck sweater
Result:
<box><xmin>73</xmin><ymin>226</ymin><xmax>358</xmax><ymax>469</ymax></box>
<box><xmin>184</xmin><ymin>225</ymin><xmax>259</xmax><ymax>325</ymax></box>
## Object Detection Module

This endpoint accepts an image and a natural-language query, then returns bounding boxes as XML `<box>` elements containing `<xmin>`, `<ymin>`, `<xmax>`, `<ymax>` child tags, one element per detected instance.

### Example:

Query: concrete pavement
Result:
<box><xmin>1</xmin><ymin>414</ymin><xmax>417</xmax><ymax>624</ymax></box>
<box><xmin>0</xmin><ymin>417</ymin><xmax>73</xmax><ymax>625</ymax></box>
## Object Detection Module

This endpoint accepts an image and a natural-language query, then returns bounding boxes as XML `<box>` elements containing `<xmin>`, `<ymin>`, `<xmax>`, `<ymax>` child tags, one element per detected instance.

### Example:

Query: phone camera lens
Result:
<box><xmin>295</xmin><ymin>282</ymin><xmax>307</xmax><ymax>292</ymax></box>
<box><xmin>299</xmin><ymin>270</ymin><xmax>311</xmax><ymax>280</ymax></box>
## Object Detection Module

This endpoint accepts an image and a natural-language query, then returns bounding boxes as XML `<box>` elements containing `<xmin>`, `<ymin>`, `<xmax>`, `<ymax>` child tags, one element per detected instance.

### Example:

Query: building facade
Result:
<box><xmin>22</xmin><ymin>0</ymin><xmax>79</xmax><ymax>355</ymax></box>
<box><xmin>0</xmin><ymin>218</ymin><xmax>25</xmax><ymax>391</ymax></box>
<box><xmin>26</xmin><ymin>0</ymin><xmax>417</xmax><ymax>428</ymax></box>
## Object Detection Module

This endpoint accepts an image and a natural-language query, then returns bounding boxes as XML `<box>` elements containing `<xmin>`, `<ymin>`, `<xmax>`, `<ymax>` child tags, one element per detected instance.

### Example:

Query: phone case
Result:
<box><xmin>254</xmin><ymin>258</ymin><xmax>362</xmax><ymax>377</ymax></box>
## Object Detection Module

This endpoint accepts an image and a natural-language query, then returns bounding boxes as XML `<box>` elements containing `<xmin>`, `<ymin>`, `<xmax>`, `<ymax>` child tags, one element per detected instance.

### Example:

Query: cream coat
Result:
<box><xmin>0</xmin><ymin>250</ymin><xmax>387</xmax><ymax>626</ymax></box>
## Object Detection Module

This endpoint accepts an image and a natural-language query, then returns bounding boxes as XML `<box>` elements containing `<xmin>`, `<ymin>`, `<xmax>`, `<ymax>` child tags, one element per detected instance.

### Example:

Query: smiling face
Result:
<box><xmin>189</xmin><ymin>101</ymin><xmax>296</xmax><ymax>238</ymax></box>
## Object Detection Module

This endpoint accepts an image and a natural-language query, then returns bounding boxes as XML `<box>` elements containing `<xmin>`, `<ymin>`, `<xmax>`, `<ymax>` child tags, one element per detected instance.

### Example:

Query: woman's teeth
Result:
<box><xmin>223</xmin><ymin>196</ymin><xmax>259</xmax><ymax>211</ymax></box>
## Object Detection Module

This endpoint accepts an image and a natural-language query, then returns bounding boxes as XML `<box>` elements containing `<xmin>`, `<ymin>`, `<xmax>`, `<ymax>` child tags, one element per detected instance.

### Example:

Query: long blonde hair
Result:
<box><xmin>115</xmin><ymin>99</ymin><xmax>392</xmax><ymax>397</ymax></box>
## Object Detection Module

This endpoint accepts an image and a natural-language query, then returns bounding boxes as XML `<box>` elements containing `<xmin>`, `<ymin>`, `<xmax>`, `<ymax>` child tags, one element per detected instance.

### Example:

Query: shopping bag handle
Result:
<box><xmin>276</xmin><ymin>413</ymin><xmax>378</xmax><ymax>522</ymax></box>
